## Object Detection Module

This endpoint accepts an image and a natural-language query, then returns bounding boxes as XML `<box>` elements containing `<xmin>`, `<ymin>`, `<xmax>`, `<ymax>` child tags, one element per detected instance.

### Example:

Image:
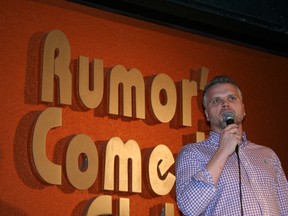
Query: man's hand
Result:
<box><xmin>218</xmin><ymin>123</ymin><xmax>242</xmax><ymax>157</ymax></box>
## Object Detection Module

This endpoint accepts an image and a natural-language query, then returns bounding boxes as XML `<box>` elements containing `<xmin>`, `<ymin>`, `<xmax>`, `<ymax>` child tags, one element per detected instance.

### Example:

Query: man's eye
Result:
<box><xmin>212</xmin><ymin>99</ymin><xmax>220</xmax><ymax>104</ymax></box>
<box><xmin>229</xmin><ymin>96</ymin><xmax>237</xmax><ymax>101</ymax></box>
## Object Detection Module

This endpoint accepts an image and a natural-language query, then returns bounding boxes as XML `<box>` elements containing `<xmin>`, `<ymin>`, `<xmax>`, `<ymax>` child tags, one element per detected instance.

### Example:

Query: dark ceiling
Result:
<box><xmin>72</xmin><ymin>0</ymin><xmax>288</xmax><ymax>57</ymax></box>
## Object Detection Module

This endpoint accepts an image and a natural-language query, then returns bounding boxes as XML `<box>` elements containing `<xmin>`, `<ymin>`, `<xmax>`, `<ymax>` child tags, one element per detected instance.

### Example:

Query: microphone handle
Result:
<box><xmin>226</xmin><ymin>118</ymin><xmax>234</xmax><ymax>125</ymax></box>
<box><xmin>225</xmin><ymin>118</ymin><xmax>239</xmax><ymax>152</ymax></box>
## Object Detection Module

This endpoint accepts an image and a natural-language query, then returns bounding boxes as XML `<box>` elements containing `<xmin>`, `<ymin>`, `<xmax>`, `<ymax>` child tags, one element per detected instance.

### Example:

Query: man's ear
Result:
<box><xmin>205</xmin><ymin>109</ymin><xmax>210</xmax><ymax>121</ymax></box>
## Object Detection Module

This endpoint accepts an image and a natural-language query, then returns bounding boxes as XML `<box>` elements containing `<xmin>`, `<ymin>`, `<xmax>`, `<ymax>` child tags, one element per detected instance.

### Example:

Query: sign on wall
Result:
<box><xmin>31</xmin><ymin>29</ymin><xmax>209</xmax><ymax>215</ymax></box>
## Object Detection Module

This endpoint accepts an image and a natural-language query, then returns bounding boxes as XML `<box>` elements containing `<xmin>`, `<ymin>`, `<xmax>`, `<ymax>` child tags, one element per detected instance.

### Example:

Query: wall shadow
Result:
<box><xmin>0</xmin><ymin>200</ymin><xmax>28</xmax><ymax>216</ymax></box>
<box><xmin>13</xmin><ymin>111</ymin><xmax>46</xmax><ymax>189</ymax></box>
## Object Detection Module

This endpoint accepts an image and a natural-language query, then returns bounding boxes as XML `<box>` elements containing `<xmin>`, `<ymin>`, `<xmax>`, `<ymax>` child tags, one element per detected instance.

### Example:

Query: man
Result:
<box><xmin>176</xmin><ymin>75</ymin><xmax>288</xmax><ymax>215</ymax></box>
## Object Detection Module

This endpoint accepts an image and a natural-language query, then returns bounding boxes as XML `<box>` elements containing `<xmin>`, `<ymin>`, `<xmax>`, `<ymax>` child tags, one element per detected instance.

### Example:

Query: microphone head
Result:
<box><xmin>223</xmin><ymin>112</ymin><xmax>235</xmax><ymax>126</ymax></box>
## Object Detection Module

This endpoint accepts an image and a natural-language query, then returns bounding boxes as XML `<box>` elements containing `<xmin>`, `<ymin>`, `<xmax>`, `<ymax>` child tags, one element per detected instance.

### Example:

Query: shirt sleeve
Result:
<box><xmin>274</xmin><ymin>153</ymin><xmax>288</xmax><ymax>216</ymax></box>
<box><xmin>175</xmin><ymin>145</ymin><xmax>217</xmax><ymax>216</ymax></box>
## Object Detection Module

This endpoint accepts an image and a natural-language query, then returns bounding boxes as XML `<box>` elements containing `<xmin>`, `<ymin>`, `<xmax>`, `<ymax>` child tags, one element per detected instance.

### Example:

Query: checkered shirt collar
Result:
<box><xmin>207</xmin><ymin>130</ymin><xmax>248</xmax><ymax>148</ymax></box>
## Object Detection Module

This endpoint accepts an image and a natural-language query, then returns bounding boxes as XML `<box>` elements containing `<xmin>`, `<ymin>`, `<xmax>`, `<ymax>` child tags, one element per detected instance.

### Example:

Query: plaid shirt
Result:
<box><xmin>176</xmin><ymin>131</ymin><xmax>288</xmax><ymax>215</ymax></box>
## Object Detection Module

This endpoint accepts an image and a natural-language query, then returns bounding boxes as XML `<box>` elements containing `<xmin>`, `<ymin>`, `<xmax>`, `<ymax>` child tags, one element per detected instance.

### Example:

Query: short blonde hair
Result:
<box><xmin>203</xmin><ymin>75</ymin><xmax>242</xmax><ymax>108</ymax></box>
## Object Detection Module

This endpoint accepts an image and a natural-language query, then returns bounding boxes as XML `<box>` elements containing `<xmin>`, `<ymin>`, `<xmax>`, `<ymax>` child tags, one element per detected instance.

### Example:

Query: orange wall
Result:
<box><xmin>1</xmin><ymin>0</ymin><xmax>288</xmax><ymax>215</ymax></box>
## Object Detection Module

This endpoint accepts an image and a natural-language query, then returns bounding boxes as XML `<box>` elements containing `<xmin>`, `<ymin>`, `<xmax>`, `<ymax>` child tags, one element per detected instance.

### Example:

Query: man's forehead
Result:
<box><xmin>207</xmin><ymin>83</ymin><xmax>240</xmax><ymax>97</ymax></box>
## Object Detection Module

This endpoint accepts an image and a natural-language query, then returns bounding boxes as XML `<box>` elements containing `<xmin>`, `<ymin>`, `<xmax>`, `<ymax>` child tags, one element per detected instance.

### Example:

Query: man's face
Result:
<box><xmin>204</xmin><ymin>83</ymin><xmax>245</xmax><ymax>133</ymax></box>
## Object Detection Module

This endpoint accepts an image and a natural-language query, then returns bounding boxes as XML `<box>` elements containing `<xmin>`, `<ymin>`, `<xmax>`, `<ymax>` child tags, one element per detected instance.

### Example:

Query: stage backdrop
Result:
<box><xmin>1</xmin><ymin>0</ymin><xmax>288</xmax><ymax>215</ymax></box>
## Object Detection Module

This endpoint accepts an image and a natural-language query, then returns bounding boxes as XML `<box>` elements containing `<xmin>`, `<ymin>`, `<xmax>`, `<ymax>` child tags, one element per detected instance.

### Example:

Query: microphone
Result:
<box><xmin>223</xmin><ymin>112</ymin><xmax>234</xmax><ymax>126</ymax></box>
<box><xmin>223</xmin><ymin>112</ymin><xmax>239</xmax><ymax>153</ymax></box>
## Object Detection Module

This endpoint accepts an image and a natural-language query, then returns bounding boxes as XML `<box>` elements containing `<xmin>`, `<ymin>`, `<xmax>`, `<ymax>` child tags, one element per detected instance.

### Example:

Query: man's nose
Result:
<box><xmin>222</xmin><ymin>99</ymin><xmax>230</xmax><ymax>108</ymax></box>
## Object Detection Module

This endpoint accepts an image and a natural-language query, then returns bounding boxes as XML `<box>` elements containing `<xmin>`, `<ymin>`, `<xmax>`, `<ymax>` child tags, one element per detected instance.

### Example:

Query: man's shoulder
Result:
<box><xmin>247</xmin><ymin>142</ymin><xmax>272</xmax><ymax>150</ymax></box>
<box><xmin>178</xmin><ymin>139</ymin><xmax>212</xmax><ymax>156</ymax></box>
<box><xmin>246</xmin><ymin>141</ymin><xmax>277</xmax><ymax>157</ymax></box>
